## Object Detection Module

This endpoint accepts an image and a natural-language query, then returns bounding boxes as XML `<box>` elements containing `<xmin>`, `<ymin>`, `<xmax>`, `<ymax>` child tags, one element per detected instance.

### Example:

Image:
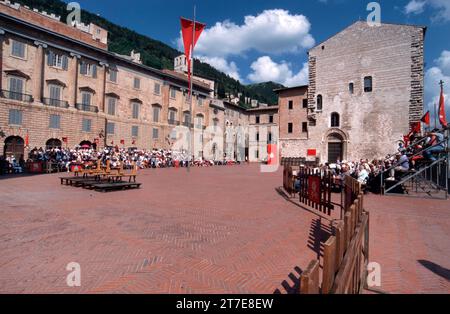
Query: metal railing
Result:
<box><xmin>382</xmin><ymin>129</ymin><xmax>449</xmax><ymax>199</ymax></box>
<box><xmin>42</xmin><ymin>98</ymin><xmax>69</xmax><ymax>108</ymax></box>
<box><xmin>1</xmin><ymin>90</ymin><xmax>33</xmax><ymax>102</ymax></box>
<box><xmin>168</xmin><ymin>119</ymin><xmax>180</xmax><ymax>125</ymax></box>
<box><xmin>75</xmin><ymin>103</ymin><xmax>99</xmax><ymax>113</ymax></box>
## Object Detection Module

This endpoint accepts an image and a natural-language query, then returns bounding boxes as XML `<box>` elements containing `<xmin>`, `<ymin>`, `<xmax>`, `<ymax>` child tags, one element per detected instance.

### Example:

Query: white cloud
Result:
<box><xmin>179</xmin><ymin>9</ymin><xmax>315</xmax><ymax>58</ymax></box>
<box><xmin>404</xmin><ymin>0</ymin><xmax>450</xmax><ymax>21</ymax></box>
<box><xmin>198</xmin><ymin>56</ymin><xmax>242</xmax><ymax>81</ymax></box>
<box><xmin>247</xmin><ymin>56</ymin><xmax>308</xmax><ymax>87</ymax></box>
<box><xmin>404</xmin><ymin>0</ymin><xmax>426</xmax><ymax>15</ymax></box>
<box><xmin>436</xmin><ymin>50</ymin><xmax>450</xmax><ymax>75</ymax></box>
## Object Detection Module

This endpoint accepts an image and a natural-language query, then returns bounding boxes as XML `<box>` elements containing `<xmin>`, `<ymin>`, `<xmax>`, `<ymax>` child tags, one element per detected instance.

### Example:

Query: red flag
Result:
<box><xmin>62</xmin><ymin>137</ymin><xmax>68</xmax><ymax>143</ymax></box>
<box><xmin>25</xmin><ymin>132</ymin><xmax>29</xmax><ymax>147</ymax></box>
<box><xmin>180</xmin><ymin>17</ymin><xmax>206</xmax><ymax>95</ymax></box>
<box><xmin>438</xmin><ymin>83</ymin><xmax>448</xmax><ymax>127</ymax></box>
<box><xmin>120</xmin><ymin>139</ymin><xmax>125</xmax><ymax>145</ymax></box>
<box><xmin>420</xmin><ymin>111</ymin><xmax>430</xmax><ymax>125</ymax></box>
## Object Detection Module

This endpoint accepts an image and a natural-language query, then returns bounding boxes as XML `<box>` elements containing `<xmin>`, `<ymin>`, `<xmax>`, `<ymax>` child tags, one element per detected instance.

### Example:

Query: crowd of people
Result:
<box><xmin>0</xmin><ymin>146</ymin><xmax>244</xmax><ymax>175</ymax></box>
<box><xmin>295</xmin><ymin>128</ymin><xmax>448</xmax><ymax>194</ymax></box>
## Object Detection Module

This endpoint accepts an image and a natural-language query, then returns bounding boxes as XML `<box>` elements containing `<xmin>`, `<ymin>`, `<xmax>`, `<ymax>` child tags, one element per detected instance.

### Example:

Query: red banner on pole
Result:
<box><xmin>439</xmin><ymin>81</ymin><xmax>448</xmax><ymax>127</ymax></box>
<box><xmin>180</xmin><ymin>17</ymin><xmax>205</xmax><ymax>95</ymax></box>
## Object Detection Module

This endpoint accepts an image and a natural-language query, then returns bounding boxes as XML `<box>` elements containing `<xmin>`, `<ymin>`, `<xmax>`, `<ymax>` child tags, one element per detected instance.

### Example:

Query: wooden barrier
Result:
<box><xmin>283</xmin><ymin>166</ymin><xmax>296</xmax><ymax>196</ymax></box>
<box><xmin>298</xmin><ymin>167</ymin><xmax>334</xmax><ymax>216</ymax></box>
<box><xmin>299</xmin><ymin>176</ymin><xmax>369</xmax><ymax>294</ymax></box>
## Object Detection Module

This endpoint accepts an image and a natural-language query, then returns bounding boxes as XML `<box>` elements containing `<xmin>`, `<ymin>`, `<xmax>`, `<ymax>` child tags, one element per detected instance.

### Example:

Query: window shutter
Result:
<box><xmin>62</xmin><ymin>55</ymin><xmax>68</xmax><ymax>70</ymax></box>
<box><xmin>80</xmin><ymin>62</ymin><xmax>86</xmax><ymax>75</ymax></box>
<box><xmin>47</xmin><ymin>51</ymin><xmax>54</xmax><ymax>66</ymax></box>
<box><xmin>92</xmin><ymin>64</ymin><xmax>97</xmax><ymax>78</ymax></box>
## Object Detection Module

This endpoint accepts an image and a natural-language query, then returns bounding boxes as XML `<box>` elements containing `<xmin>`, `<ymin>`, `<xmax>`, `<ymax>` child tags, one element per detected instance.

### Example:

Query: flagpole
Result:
<box><xmin>434</xmin><ymin>101</ymin><xmax>437</xmax><ymax>130</ymax></box>
<box><xmin>189</xmin><ymin>5</ymin><xmax>196</xmax><ymax>170</ymax></box>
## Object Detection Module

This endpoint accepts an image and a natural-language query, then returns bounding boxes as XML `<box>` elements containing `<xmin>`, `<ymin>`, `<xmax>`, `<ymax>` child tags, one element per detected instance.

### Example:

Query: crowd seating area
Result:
<box><xmin>0</xmin><ymin>146</ymin><xmax>244</xmax><ymax>175</ymax></box>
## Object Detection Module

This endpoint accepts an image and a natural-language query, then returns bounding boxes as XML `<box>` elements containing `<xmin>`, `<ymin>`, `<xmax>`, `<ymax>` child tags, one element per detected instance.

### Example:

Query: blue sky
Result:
<box><xmin>69</xmin><ymin>0</ymin><xmax>450</xmax><ymax>118</ymax></box>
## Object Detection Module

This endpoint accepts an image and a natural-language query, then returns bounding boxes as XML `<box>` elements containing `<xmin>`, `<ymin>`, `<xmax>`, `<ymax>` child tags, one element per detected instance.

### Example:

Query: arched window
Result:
<box><xmin>46</xmin><ymin>138</ymin><xmax>62</xmax><ymax>149</ymax></box>
<box><xmin>364</xmin><ymin>76</ymin><xmax>373</xmax><ymax>92</ymax></box>
<box><xmin>331</xmin><ymin>112</ymin><xmax>340</xmax><ymax>128</ymax></box>
<box><xmin>316</xmin><ymin>94</ymin><xmax>323</xmax><ymax>111</ymax></box>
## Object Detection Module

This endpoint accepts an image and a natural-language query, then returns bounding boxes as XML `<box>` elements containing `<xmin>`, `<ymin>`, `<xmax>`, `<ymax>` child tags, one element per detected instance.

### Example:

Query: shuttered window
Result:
<box><xmin>107</xmin><ymin>97</ymin><xmax>116</xmax><ymax>116</ymax></box>
<box><xmin>9</xmin><ymin>77</ymin><xmax>24</xmax><ymax>101</ymax></box>
<box><xmin>132</xmin><ymin>102</ymin><xmax>140</xmax><ymax>119</ymax></box>
<box><xmin>11</xmin><ymin>40</ymin><xmax>25</xmax><ymax>58</ymax></box>
<box><xmin>8</xmin><ymin>109</ymin><xmax>23</xmax><ymax>125</ymax></box>
<box><xmin>82</xmin><ymin>119</ymin><xmax>92</xmax><ymax>132</ymax></box>
<box><xmin>49</xmin><ymin>114</ymin><xmax>61</xmax><ymax>129</ymax></box>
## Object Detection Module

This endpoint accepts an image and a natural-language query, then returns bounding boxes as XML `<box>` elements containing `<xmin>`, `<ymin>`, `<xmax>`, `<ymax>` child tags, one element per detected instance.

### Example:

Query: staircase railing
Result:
<box><xmin>381</xmin><ymin>129</ymin><xmax>449</xmax><ymax>199</ymax></box>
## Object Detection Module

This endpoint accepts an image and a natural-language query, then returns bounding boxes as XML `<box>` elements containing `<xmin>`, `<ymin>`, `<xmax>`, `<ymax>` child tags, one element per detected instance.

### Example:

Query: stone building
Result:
<box><xmin>279</xmin><ymin>21</ymin><xmax>425</xmax><ymax>163</ymax></box>
<box><xmin>247</xmin><ymin>104</ymin><xmax>279</xmax><ymax>162</ymax></box>
<box><xmin>0</xmin><ymin>1</ymin><xmax>279</xmax><ymax>163</ymax></box>
<box><xmin>0</xmin><ymin>2</ymin><xmax>216</xmax><ymax>159</ymax></box>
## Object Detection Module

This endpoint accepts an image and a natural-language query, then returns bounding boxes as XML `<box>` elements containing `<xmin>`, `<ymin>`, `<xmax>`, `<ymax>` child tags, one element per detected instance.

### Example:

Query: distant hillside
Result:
<box><xmin>246</xmin><ymin>82</ymin><xmax>285</xmax><ymax>105</ymax></box>
<box><xmin>11</xmin><ymin>0</ymin><xmax>281</xmax><ymax>106</ymax></box>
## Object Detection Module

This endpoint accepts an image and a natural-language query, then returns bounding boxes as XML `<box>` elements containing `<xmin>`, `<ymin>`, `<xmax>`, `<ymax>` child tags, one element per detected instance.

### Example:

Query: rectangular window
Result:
<box><xmin>81</xmin><ymin>92</ymin><xmax>92</xmax><ymax>106</ymax></box>
<box><xmin>152</xmin><ymin>128</ymin><xmax>159</xmax><ymax>139</ymax></box>
<box><xmin>183</xmin><ymin>113</ymin><xmax>190</xmax><ymax>125</ymax></box>
<box><xmin>107</xmin><ymin>98</ymin><xmax>116</xmax><ymax>116</ymax></box>
<box><xmin>154</xmin><ymin>83</ymin><xmax>161</xmax><ymax>95</ymax></box>
<box><xmin>134</xmin><ymin>77</ymin><xmax>141</xmax><ymax>89</ymax></box>
<box><xmin>302</xmin><ymin>99</ymin><xmax>308</xmax><ymax>108</ymax></box>
<box><xmin>153</xmin><ymin>107</ymin><xmax>160</xmax><ymax>123</ymax></box>
<box><xmin>302</xmin><ymin>122</ymin><xmax>308</xmax><ymax>133</ymax></box>
<box><xmin>80</xmin><ymin>61</ymin><xmax>97</xmax><ymax>77</ymax></box>
<box><xmin>288</xmin><ymin>100</ymin><xmax>293</xmax><ymax>110</ymax></box>
<box><xmin>47</xmin><ymin>51</ymin><xmax>68</xmax><ymax>70</ymax></box>
<box><xmin>169</xmin><ymin>110</ymin><xmax>176</xmax><ymax>122</ymax></box>
<box><xmin>364</xmin><ymin>76</ymin><xmax>373</xmax><ymax>92</ymax></box>
<box><xmin>8</xmin><ymin>109</ymin><xmax>22</xmax><ymax>125</ymax></box>
<box><xmin>11</xmin><ymin>40</ymin><xmax>25</xmax><ymax>58</ymax></box>
<box><xmin>49</xmin><ymin>114</ymin><xmax>61</xmax><ymax>129</ymax></box>
<box><xmin>170</xmin><ymin>87</ymin><xmax>177</xmax><ymax>99</ymax></box>
<box><xmin>82</xmin><ymin>118</ymin><xmax>92</xmax><ymax>132</ymax></box>
<box><xmin>9</xmin><ymin>76</ymin><xmax>24</xmax><ymax>100</ymax></box>
<box><xmin>49</xmin><ymin>84</ymin><xmax>61</xmax><ymax>101</ymax></box>
<box><xmin>349</xmin><ymin>82</ymin><xmax>354</xmax><ymax>94</ymax></box>
<box><xmin>109</xmin><ymin>69</ymin><xmax>118</xmax><ymax>83</ymax></box>
<box><xmin>256</xmin><ymin>150</ymin><xmax>259</xmax><ymax>159</ymax></box>
<box><xmin>256</xmin><ymin>133</ymin><xmax>259</xmax><ymax>141</ymax></box>
<box><xmin>132</xmin><ymin>102</ymin><xmax>140</xmax><ymax>119</ymax></box>
<box><xmin>197</xmin><ymin>96</ymin><xmax>204</xmax><ymax>106</ymax></box>
<box><xmin>255</xmin><ymin>116</ymin><xmax>260</xmax><ymax>124</ymax></box>
<box><xmin>269</xmin><ymin>115</ymin><xmax>274</xmax><ymax>123</ymax></box>
<box><xmin>131</xmin><ymin>125</ymin><xmax>139</xmax><ymax>137</ymax></box>
<box><xmin>196</xmin><ymin>116</ymin><xmax>203</xmax><ymax>129</ymax></box>
<box><xmin>288</xmin><ymin>123</ymin><xmax>293</xmax><ymax>134</ymax></box>
<box><xmin>106</xmin><ymin>122</ymin><xmax>115</xmax><ymax>135</ymax></box>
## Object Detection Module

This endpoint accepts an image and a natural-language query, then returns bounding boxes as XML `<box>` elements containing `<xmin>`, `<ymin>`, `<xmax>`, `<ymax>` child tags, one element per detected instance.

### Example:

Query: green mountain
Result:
<box><xmin>11</xmin><ymin>0</ymin><xmax>283</xmax><ymax>106</ymax></box>
<box><xmin>246</xmin><ymin>82</ymin><xmax>285</xmax><ymax>105</ymax></box>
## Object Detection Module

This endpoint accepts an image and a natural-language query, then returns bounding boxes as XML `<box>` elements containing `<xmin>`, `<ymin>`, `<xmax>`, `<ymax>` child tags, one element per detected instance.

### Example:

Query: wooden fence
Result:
<box><xmin>299</xmin><ymin>176</ymin><xmax>369</xmax><ymax>294</ymax></box>
<box><xmin>298</xmin><ymin>167</ymin><xmax>334</xmax><ymax>216</ymax></box>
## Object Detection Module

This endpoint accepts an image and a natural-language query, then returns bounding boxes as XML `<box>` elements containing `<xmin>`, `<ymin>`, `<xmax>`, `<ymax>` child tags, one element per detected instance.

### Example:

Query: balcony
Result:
<box><xmin>75</xmin><ymin>103</ymin><xmax>99</xmax><ymax>113</ymax></box>
<box><xmin>43</xmin><ymin>98</ymin><xmax>69</xmax><ymax>109</ymax></box>
<box><xmin>1</xmin><ymin>90</ymin><xmax>33</xmax><ymax>102</ymax></box>
<box><xmin>168</xmin><ymin>119</ymin><xmax>180</xmax><ymax>126</ymax></box>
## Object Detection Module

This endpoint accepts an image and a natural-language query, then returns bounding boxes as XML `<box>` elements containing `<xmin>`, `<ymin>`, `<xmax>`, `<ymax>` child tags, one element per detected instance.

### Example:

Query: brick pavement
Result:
<box><xmin>0</xmin><ymin>165</ymin><xmax>448</xmax><ymax>294</ymax></box>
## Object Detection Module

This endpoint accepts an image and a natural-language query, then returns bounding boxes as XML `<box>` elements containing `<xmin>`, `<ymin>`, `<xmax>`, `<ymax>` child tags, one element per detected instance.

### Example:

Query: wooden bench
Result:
<box><xmin>90</xmin><ymin>182</ymin><xmax>142</xmax><ymax>193</ymax></box>
<box><xmin>60</xmin><ymin>177</ymin><xmax>89</xmax><ymax>186</ymax></box>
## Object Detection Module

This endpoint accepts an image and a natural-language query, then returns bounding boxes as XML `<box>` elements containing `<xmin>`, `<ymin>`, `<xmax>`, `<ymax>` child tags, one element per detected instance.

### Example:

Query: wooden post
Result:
<box><xmin>322</xmin><ymin>236</ymin><xmax>337</xmax><ymax>294</ymax></box>
<box><xmin>300</xmin><ymin>260</ymin><xmax>320</xmax><ymax>294</ymax></box>
<box><xmin>344</xmin><ymin>211</ymin><xmax>352</xmax><ymax>247</ymax></box>
<box><xmin>333</xmin><ymin>220</ymin><xmax>345</xmax><ymax>270</ymax></box>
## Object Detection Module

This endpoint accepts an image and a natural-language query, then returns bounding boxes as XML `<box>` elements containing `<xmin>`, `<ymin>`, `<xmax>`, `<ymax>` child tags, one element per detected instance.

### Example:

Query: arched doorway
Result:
<box><xmin>327</xmin><ymin>133</ymin><xmax>344</xmax><ymax>163</ymax></box>
<box><xmin>4</xmin><ymin>136</ymin><xmax>24</xmax><ymax>160</ymax></box>
<box><xmin>46</xmin><ymin>138</ymin><xmax>62</xmax><ymax>149</ymax></box>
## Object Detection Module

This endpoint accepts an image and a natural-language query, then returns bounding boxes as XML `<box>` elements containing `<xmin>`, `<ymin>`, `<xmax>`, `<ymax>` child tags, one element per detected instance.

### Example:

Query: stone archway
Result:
<box><xmin>323</xmin><ymin>129</ymin><xmax>348</xmax><ymax>163</ymax></box>
<box><xmin>4</xmin><ymin>136</ymin><xmax>24</xmax><ymax>160</ymax></box>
